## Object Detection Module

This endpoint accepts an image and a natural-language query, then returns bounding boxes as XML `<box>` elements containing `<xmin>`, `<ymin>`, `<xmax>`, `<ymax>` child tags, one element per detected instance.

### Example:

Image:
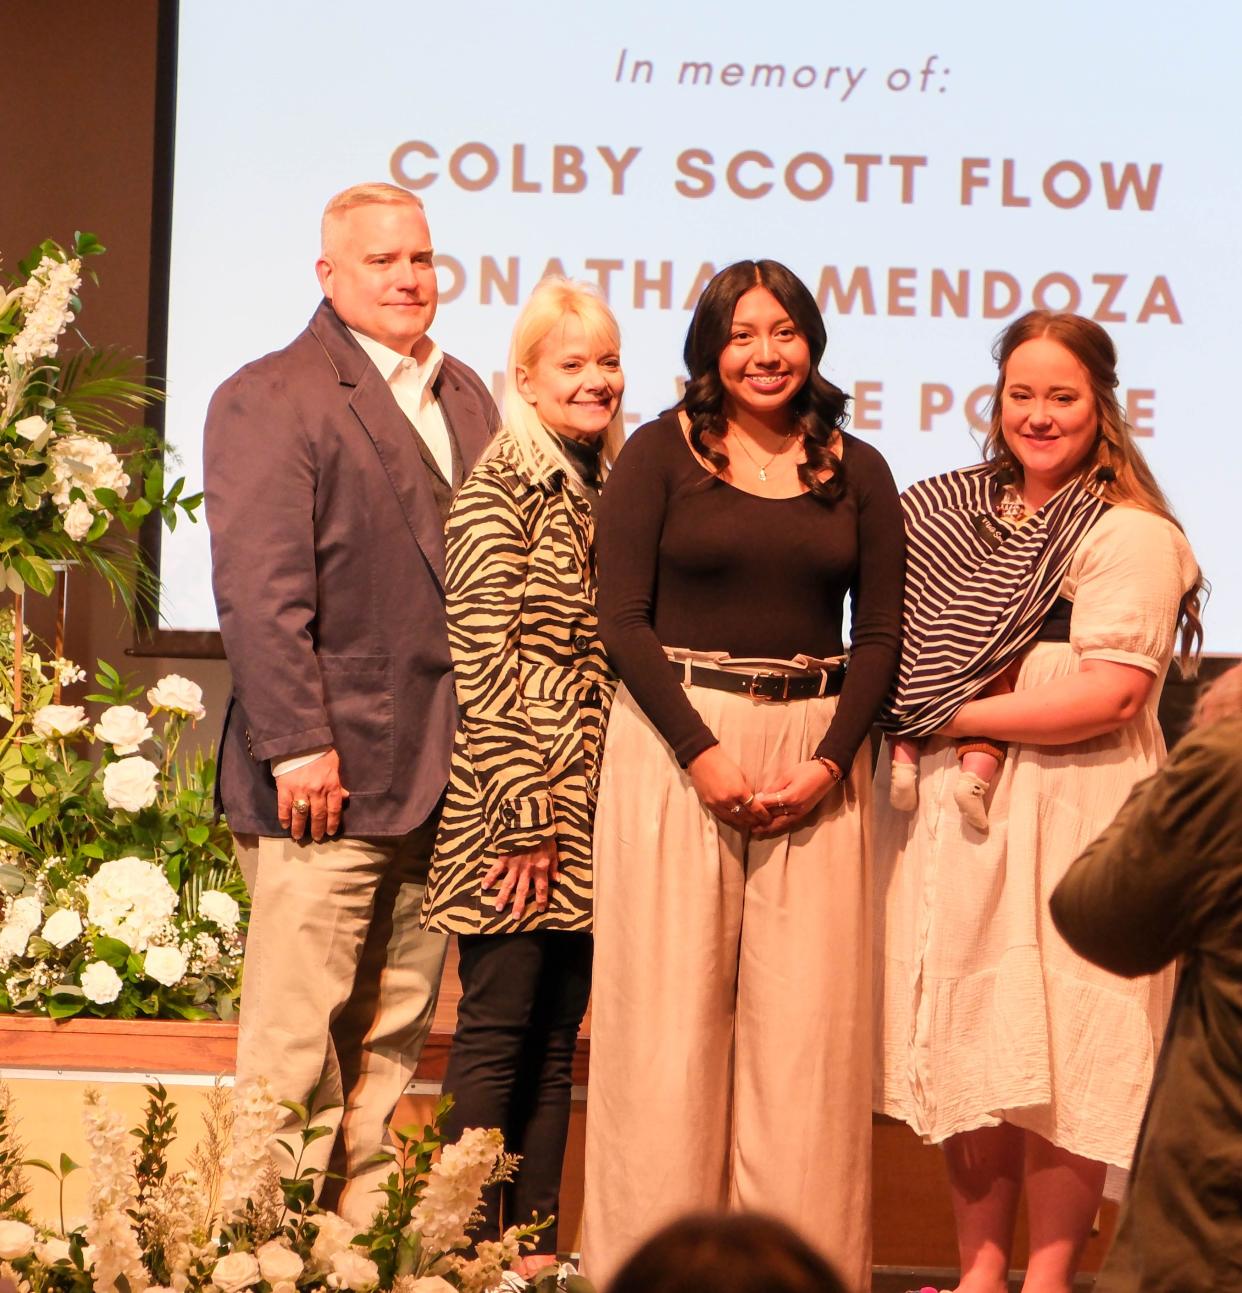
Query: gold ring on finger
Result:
<box><xmin>292</xmin><ymin>799</ymin><xmax>310</xmax><ymax>814</ymax></box>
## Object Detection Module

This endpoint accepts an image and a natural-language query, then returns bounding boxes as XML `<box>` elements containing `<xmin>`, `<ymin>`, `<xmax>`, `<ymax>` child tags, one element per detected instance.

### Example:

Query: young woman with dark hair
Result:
<box><xmin>581</xmin><ymin>259</ymin><xmax>904</xmax><ymax>1289</ymax></box>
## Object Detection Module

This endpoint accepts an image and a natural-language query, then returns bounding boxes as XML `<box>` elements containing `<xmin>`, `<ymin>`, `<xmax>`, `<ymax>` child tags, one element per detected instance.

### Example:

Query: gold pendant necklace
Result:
<box><xmin>730</xmin><ymin>428</ymin><xmax>799</xmax><ymax>482</ymax></box>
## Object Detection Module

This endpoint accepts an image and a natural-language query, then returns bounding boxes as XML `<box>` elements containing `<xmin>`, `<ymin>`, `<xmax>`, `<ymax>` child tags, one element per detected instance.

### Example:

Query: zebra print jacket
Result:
<box><xmin>421</xmin><ymin>437</ymin><xmax>616</xmax><ymax>934</ymax></box>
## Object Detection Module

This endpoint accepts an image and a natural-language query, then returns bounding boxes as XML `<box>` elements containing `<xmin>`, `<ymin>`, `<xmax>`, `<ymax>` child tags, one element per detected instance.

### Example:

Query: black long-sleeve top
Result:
<box><xmin>596</xmin><ymin>412</ymin><xmax>905</xmax><ymax>771</ymax></box>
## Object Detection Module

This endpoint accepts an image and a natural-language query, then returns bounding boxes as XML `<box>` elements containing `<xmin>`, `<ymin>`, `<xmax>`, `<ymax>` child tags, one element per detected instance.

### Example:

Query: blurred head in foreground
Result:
<box><xmin>604</xmin><ymin>1212</ymin><xmax>849</xmax><ymax>1293</ymax></box>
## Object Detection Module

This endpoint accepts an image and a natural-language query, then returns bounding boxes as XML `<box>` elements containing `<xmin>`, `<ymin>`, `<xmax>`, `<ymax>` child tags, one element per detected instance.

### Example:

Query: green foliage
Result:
<box><xmin>0</xmin><ymin>234</ymin><xmax>200</xmax><ymax>619</ymax></box>
<box><xmin>0</xmin><ymin>624</ymin><xmax>246</xmax><ymax>1021</ymax></box>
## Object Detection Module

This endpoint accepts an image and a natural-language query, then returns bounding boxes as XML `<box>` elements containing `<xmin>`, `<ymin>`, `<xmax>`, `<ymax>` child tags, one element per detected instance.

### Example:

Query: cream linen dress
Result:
<box><xmin>874</xmin><ymin>504</ymin><xmax>1199</xmax><ymax>1169</ymax></box>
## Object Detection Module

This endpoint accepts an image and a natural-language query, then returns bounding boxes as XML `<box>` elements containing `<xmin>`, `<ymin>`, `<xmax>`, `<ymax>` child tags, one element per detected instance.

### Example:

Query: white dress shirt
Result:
<box><xmin>348</xmin><ymin>328</ymin><xmax>454</xmax><ymax>481</ymax></box>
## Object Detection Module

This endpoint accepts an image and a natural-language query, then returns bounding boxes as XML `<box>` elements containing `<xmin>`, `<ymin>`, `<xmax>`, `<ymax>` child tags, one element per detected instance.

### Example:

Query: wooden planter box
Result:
<box><xmin>0</xmin><ymin>944</ymin><xmax>590</xmax><ymax>1083</ymax></box>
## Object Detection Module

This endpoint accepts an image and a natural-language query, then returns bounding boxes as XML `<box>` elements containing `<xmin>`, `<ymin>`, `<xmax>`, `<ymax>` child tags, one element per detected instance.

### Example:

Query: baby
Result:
<box><xmin>888</xmin><ymin>663</ymin><xmax>1020</xmax><ymax>833</ymax></box>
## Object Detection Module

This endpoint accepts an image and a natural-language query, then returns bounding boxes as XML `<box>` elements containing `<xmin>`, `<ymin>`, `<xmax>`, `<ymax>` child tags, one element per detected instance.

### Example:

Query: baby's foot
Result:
<box><xmin>890</xmin><ymin>761</ymin><xmax>918</xmax><ymax>811</ymax></box>
<box><xmin>954</xmin><ymin>771</ymin><xmax>990</xmax><ymax>832</ymax></box>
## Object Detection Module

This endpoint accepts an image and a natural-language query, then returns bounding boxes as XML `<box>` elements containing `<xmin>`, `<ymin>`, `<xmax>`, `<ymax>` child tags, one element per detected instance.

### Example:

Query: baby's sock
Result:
<box><xmin>954</xmin><ymin>771</ymin><xmax>990</xmax><ymax>832</ymax></box>
<box><xmin>889</xmin><ymin>761</ymin><xmax>918</xmax><ymax>812</ymax></box>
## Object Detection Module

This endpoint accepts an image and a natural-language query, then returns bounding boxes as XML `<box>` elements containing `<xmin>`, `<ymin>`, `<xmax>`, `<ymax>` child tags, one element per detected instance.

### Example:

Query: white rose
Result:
<box><xmin>94</xmin><ymin>705</ymin><xmax>154</xmax><ymax>755</ymax></box>
<box><xmin>310</xmin><ymin>1212</ymin><xmax>357</xmax><ymax>1265</ymax></box>
<box><xmin>146</xmin><ymin>673</ymin><xmax>207</xmax><ymax>721</ymax></box>
<box><xmin>256</xmin><ymin>1241</ymin><xmax>304</xmax><ymax>1283</ymax></box>
<box><xmin>210</xmin><ymin>1250</ymin><xmax>260</xmax><ymax>1293</ymax></box>
<box><xmin>61</xmin><ymin>497</ymin><xmax>94</xmax><ymax>541</ymax></box>
<box><xmin>102</xmin><ymin>756</ymin><xmax>159</xmax><ymax>813</ymax></box>
<box><xmin>41</xmin><ymin>907</ymin><xmax>83</xmax><ymax>949</ymax></box>
<box><xmin>198</xmin><ymin>890</ymin><xmax>240</xmax><ymax>932</ymax></box>
<box><xmin>0</xmin><ymin>1219</ymin><xmax>35</xmax><ymax>1260</ymax></box>
<box><xmin>269</xmin><ymin>1283</ymin><xmax>298</xmax><ymax>1293</ymax></box>
<box><xmin>31</xmin><ymin>704</ymin><xmax>88</xmax><ymax>740</ymax></box>
<box><xmin>35</xmin><ymin>1236</ymin><xmax>72</xmax><ymax>1264</ymax></box>
<box><xmin>9</xmin><ymin>895</ymin><xmax>42</xmax><ymax>934</ymax></box>
<box><xmin>329</xmin><ymin>1251</ymin><xmax>379</xmax><ymax>1291</ymax></box>
<box><xmin>143</xmin><ymin>944</ymin><xmax>187</xmax><ymax>987</ymax></box>
<box><xmin>80</xmin><ymin>960</ymin><xmax>122</xmax><ymax>1004</ymax></box>
<box><xmin>406</xmin><ymin>1280</ymin><xmax>458</xmax><ymax>1293</ymax></box>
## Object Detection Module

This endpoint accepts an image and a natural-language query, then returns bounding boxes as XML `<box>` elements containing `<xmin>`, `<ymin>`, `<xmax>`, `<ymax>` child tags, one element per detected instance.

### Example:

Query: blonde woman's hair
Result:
<box><xmin>321</xmin><ymin>183</ymin><xmax>424</xmax><ymax>255</ymax></box>
<box><xmin>493</xmin><ymin>277</ymin><xmax>624</xmax><ymax>490</ymax></box>
<box><xmin>982</xmin><ymin>310</ymin><xmax>1205</xmax><ymax>676</ymax></box>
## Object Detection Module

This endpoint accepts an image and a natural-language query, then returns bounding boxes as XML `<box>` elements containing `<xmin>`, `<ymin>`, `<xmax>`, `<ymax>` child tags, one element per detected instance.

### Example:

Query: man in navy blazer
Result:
<box><xmin>205</xmin><ymin>183</ymin><xmax>497</xmax><ymax>1223</ymax></box>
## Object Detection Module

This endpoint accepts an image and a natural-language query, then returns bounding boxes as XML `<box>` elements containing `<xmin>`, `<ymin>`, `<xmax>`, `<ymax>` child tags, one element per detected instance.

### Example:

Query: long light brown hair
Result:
<box><xmin>983</xmin><ymin>310</ymin><xmax>1204</xmax><ymax>674</ymax></box>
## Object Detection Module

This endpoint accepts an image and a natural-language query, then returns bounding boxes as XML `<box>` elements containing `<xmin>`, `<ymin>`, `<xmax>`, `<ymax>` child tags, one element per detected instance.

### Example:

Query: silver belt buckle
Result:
<box><xmin>746</xmin><ymin>671</ymin><xmax>789</xmax><ymax>702</ymax></box>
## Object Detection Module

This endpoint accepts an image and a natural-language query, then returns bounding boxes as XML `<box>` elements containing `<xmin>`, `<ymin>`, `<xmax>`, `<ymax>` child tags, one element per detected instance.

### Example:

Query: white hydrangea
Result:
<box><xmin>81</xmin><ymin>960</ymin><xmax>123</xmax><ymax>1004</ymax></box>
<box><xmin>143</xmin><ymin>944</ymin><xmax>187</xmax><ymax>987</ymax></box>
<box><xmin>49</xmin><ymin>433</ymin><xmax>130</xmax><ymax>515</ymax></box>
<box><xmin>198</xmin><ymin>890</ymin><xmax>240</xmax><ymax>931</ymax></box>
<box><xmin>1</xmin><ymin>895</ymin><xmax>43</xmax><ymax>961</ymax></box>
<box><xmin>7</xmin><ymin>896</ymin><xmax>42</xmax><ymax>935</ymax></box>
<box><xmin>10</xmin><ymin>255</ymin><xmax>80</xmax><ymax>366</ymax></box>
<box><xmin>84</xmin><ymin>856</ymin><xmax>178</xmax><ymax>951</ymax></box>
<box><xmin>41</xmin><ymin>906</ymin><xmax>83</xmax><ymax>949</ymax></box>
<box><xmin>146</xmin><ymin>674</ymin><xmax>207</xmax><ymax>720</ymax></box>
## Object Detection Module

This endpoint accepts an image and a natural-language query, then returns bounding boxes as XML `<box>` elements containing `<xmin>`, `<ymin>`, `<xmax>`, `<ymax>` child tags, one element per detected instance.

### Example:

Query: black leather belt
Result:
<box><xmin>671</xmin><ymin>661</ymin><xmax>844</xmax><ymax>702</ymax></box>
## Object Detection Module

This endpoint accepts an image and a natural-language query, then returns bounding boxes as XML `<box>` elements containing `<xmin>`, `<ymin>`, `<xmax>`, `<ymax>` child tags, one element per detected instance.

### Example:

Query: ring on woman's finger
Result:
<box><xmin>730</xmin><ymin>803</ymin><xmax>744</xmax><ymax>815</ymax></box>
<box><xmin>741</xmin><ymin>792</ymin><xmax>755</xmax><ymax>806</ymax></box>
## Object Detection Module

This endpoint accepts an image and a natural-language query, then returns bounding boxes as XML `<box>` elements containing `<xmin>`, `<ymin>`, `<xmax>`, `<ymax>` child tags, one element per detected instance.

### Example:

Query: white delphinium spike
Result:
<box><xmin>10</xmin><ymin>256</ymin><xmax>81</xmax><ymax>366</ymax></box>
<box><xmin>82</xmin><ymin>1089</ymin><xmax>150</xmax><ymax>1293</ymax></box>
<box><xmin>217</xmin><ymin>1078</ymin><xmax>283</xmax><ymax>1221</ymax></box>
<box><xmin>407</xmin><ymin>1127</ymin><xmax>505</xmax><ymax>1255</ymax></box>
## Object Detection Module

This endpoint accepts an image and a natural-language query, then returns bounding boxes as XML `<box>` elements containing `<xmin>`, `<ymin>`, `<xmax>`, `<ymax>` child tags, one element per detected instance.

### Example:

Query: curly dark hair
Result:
<box><xmin>674</xmin><ymin>259</ymin><xmax>850</xmax><ymax>505</ymax></box>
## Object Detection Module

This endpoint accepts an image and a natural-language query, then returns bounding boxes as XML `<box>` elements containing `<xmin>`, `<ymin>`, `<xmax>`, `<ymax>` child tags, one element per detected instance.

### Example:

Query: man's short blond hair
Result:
<box><xmin>320</xmin><ymin>183</ymin><xmax>424</xmax><ymax>255</ymax></box>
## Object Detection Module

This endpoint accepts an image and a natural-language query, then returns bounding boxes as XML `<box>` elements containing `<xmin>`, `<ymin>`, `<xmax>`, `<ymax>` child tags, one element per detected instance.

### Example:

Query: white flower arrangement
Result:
<box><xmin>0</xmin><ymin>634</ymin><xmax>245</xmax><ymax>1021</ymax></box>
<box><xmin>0</xmin><ymin>233</ymin><xmax>201</xmax><ymax>603</ymax></box>
<box><xmin>0</xmin><ymin>1086</ymin><xmax>566</xmax><ymax>1293</ymax></box>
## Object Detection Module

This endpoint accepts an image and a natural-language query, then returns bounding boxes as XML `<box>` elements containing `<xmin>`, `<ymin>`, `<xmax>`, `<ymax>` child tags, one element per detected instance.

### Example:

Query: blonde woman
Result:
<box><xmin>421</xmin><ymin>278</ymin><xmax>624</xmax><ymax>1271</ymax></box>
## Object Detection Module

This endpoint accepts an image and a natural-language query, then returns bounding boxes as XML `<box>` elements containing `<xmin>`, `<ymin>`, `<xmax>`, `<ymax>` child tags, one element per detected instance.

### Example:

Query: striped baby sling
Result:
<box><xmin>880</xmin><ymin>463</ymin><xmax>1110</xmax><ymax>737</ymax></box>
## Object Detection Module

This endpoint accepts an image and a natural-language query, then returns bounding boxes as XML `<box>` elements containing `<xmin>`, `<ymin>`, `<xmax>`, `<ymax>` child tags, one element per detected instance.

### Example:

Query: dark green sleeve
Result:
<box><xmin>1050</xmin><ymin>719</ymin><xmax>1242</xmax><ymax>977</ymax></box>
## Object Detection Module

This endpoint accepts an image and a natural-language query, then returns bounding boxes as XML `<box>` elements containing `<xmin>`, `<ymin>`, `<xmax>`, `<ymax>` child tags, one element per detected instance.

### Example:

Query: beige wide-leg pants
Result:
<box><xmin>235</xmin><ymin>822</ymin><xmax>448</xmax><ymax>1227</ymax></box>
<box><xmin>582</xmin><ymin>676</ymin><xmax>873</xmax><ymax>1290</ymax></box>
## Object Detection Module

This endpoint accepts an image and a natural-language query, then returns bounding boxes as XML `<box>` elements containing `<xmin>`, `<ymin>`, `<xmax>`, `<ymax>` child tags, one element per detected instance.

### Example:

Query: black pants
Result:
<box><xmin>442</xmin><ymin>930</ymin><xmax>592</xmax><ymax>1253</ymax></box>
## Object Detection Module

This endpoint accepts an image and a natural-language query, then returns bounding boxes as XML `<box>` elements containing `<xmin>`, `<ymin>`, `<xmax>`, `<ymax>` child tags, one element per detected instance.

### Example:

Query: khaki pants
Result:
<box><xmin>235</xmin><ymin>821</ymin><xmax>448</xmax><ymax>1227</ymax></box>
<box><xmin>582</xmin><ymin>680</ymin><xmax>873</xmax><ymax>1289</ymax></box>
